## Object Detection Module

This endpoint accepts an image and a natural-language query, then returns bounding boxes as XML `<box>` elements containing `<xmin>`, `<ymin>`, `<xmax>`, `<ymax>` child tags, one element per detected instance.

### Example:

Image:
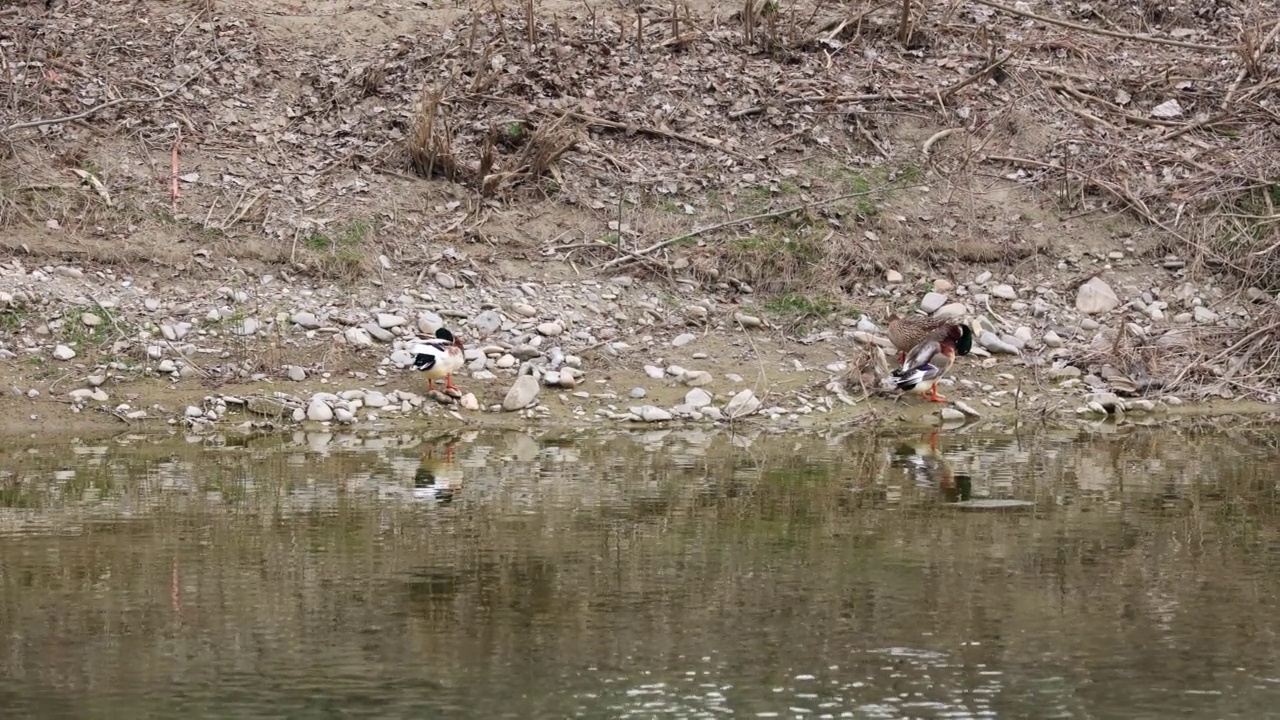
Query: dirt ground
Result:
<box><xmin>1</xmin><ymin>0</ymin><xmax>1278</xmax><ymax>437</ymax></box>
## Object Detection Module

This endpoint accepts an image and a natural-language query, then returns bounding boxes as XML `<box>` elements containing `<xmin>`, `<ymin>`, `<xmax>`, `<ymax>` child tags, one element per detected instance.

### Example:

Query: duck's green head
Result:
<box><xmin>951</xmin><ymin>323</ymin><xmax>975</xmax><ymax>356</ymax></box>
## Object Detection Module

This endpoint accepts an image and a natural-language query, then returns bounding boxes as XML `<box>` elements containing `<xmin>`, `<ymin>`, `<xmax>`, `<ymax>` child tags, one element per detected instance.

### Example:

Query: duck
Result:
<box><xmin>409</xmin><ymin>327</ymin><xmax>466</xmax><ymax>395</ymax></box>
<box><xmin>887</xmin><ymin>313</ymin><xmax>954</xmax><ymax>364</ymax></box>
<box><xmin>890</xmin><ymin>322</ymin><xmax>975</xmax><ymax>403</ymax></box>
<box><xmin>413</xmin><ymin>441</ymin><xmax>463</xmax><ymax>503</ymax></box>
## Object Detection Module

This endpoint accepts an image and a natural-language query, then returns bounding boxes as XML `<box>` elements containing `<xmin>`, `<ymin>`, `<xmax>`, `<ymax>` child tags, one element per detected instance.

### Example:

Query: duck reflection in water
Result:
<box><xmin>893</xmin><ymin>432</ymin><xmax>972</xmax><ymax>502</ymax></box>
<box><xmin>413</xmin><ymin>437</ymin><xmax>463</xmax><ymax>503</ymax></box>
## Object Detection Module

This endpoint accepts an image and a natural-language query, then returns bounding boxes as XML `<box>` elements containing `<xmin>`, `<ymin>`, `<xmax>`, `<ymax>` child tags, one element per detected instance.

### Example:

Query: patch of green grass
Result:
<box><xmin>304</xmin><ymin>219</ymin><xmax>378</xmax><ymax>280</ymax></box>
<box><xmin>306</xmin><ymin>219</ymin><xmax>373</xmax><ymax>252</ymax></box>
<box><xmin>895</xmin><ymin>162</ymin><xmax>924</xmax><ymax>184</ymax></box>
<box><xmin>0</xmin><ymin>307</ymin><xmax>28</xmax><ymax>332</ymax></box>
<box><xmin>58</xmin><ymin>304</ymin><xmax>127</xmax><ymax>348</ymax></box>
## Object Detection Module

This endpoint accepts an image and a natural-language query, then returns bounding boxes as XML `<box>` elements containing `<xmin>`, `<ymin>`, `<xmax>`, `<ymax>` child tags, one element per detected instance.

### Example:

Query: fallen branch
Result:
<box><xmin>969</xmin><ymin>0</ymin><xmax>1236</xmax><ymax>52</ymax></box>
<box><xmin>597</xmin><ymin>182</ymin><xmax>921</xmax><ymax>270</ymax></box>
<box><xmin>538</xmin><ymin>108</ymin><xmax>748</xmax><ymax>160</ymax></box>
<box><xmin>940</xmin><ymin>52</ymin><xmax>1013</xmax><ymax>100</ymax></box>
<box><xmin>170</xmin><ymin>131</ymin><xmax>182</xmax><ymax>212</ymax></box>
<box><xmin>727</xmin><ymin>92</ymin><xmax>923</xmax><ymax>120</ymax></box>
<box><xmin>922</xmin><ymin>127</ymin><xmax>960</xmax><ymax>155</ymax></box>
<box><xmin>3</xmin><ymin>54</ymin><xmax>229</xmax><ymax>134</ymax></box>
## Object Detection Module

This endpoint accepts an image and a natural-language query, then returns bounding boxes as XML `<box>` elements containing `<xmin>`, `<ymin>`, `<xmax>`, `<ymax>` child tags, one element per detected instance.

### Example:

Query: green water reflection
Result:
<box><xmin>1</xmin><ymin>424</ymin><xmax>1278</xmax><ymax>719</ymax></box>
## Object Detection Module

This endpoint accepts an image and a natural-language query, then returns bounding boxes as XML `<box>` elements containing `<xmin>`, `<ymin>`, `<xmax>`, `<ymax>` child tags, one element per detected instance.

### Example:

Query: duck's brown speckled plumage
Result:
<box><xmin>887</xmin><ymin>315</ymin><xmax>952</xmax><ymax>356</ymax></box>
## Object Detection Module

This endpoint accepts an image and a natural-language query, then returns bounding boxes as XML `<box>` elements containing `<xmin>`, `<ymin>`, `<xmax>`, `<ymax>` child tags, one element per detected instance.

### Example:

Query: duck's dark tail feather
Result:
<box><xmin>892</xmin><ymin>364</ymin><xmax>935</xmax><ymax>391</ymax></box>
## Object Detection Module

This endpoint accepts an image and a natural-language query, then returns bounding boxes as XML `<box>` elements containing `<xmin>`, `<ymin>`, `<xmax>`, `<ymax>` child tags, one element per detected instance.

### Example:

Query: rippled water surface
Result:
<box><xmin>2</xmin><ymin>423</ymin><xmax>1279</xmax><ymax>719</ymax></box>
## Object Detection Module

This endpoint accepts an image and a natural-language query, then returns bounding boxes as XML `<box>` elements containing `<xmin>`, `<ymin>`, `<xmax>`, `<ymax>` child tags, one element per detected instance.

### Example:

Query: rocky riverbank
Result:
<box><xmin>2</xmin><ymin>243</ymin><xmax>1277</xmax><ymax>439</ymax></box>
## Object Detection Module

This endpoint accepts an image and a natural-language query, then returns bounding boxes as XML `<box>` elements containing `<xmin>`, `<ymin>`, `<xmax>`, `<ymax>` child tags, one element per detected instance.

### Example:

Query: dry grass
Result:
<box><xmin>1069</xmin><ymin>309</ymin><xmax>1280</xmax><ymax>401</ymax></box>
<box><xmin>405</xmin><ymin>80</ymin><xmax>579</xmax><ymax>198</ymax></box>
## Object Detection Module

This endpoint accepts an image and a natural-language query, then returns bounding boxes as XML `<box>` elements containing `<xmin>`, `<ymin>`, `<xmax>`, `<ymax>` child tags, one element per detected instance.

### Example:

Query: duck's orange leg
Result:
<box><xmin>444</xmin><ymin>373</ymin><xmax>460</xmax><ymax>393</ymax></box>
<box><xmin>927</xmin><ymin>385</ymin><xmax>948</xmax><ymax>403</ymax></box>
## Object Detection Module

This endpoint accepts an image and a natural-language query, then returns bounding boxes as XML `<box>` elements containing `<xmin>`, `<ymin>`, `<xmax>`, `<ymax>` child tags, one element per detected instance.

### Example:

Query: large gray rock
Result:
<box><xmin>920</xmin><ymin>292</ymin><xmax>948</xmax><ymax>314</ymax></box>
<box><xmin>502</xmin><ymin>375</ymin><xmax>540</xmax><ymax>411</ymax></box>
<box><xmin>724</xmin><ymin>389</ymin><xmax>761</xmax><ymax>418</ymax></box>
<box><xmin>1076</xmin><ymin>277</ymin><xmax>1120</xmax><ymax>314</ymax></box>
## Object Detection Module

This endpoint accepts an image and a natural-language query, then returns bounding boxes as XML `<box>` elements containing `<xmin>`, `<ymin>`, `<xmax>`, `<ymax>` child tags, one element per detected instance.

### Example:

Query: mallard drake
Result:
<box><xmin>887</xmin><ymin>314</ymin><xmax>955</xmax><ymax>364</ymax></box>
<box><xmin>891</xmin><ymin>323</ymin><xmax>975</xmax><ymax>402</ymax></box>
<box><xmin>410</xmin><ymin>327</ymin><xmax>466</xmax><ymax>394</ymax></box>
<box><xmin>413</xmin><ymin>443</ymin><xmax>462</xmax><ymax>503</ymax></box>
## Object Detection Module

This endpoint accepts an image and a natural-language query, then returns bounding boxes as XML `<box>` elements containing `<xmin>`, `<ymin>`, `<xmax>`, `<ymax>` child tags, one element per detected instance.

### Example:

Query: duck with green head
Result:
<box><xmin>890</xmin><ymin>322</ymin><xmax>975</xmax><ymax>403</ymax></box>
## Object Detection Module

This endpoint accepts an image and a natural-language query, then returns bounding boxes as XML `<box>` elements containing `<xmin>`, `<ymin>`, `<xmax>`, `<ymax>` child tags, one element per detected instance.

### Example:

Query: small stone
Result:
<box><xmin>1049</xmin><ymin>366</ymin><xmax>1082</xmax><ymax>380</ymax></box>
<box><xmin>672</xmin><ymin>333</ymin><xmax>696</xmax><ymax>347</ymax></box>
<box><xmin>306</xmin><ymin>398</ymin><xmax>334</xmax><ymax>422</ymax></box>
<box><xmin>632</xmin><ymin>405</ymin><xmax>673</xmax><ymax>422</ymax></box>
<box><xmin>933</xmin><ymin>279</ymin><xmax>954</xmax><ymax>292</ymax></box>
<box><xmin>291</xmin><ymin>312</ymin><xmax>321</xmax><ymax>330</ymax></box>
<box><xmin>81</xmin><ymin>312</ymin><xmax>102</xmax><ymax>327</ymax></box>
<box><xmin>344</xmin><ymin>327</ymin><xmax>374</xmax><ymax>347</ymax></box>
<box><xmin>473</xmin><ymin>310</ymin><xmax>503</xmax><ymax>336</ymax></box>
<box><xmin>334</xmin><ymin>407</ymin><xmax>355</xmax><ymax>424</ymax></box>
<box><xmin>495</xmin><ymin>354</ymin><xmax>516</xmax><ymax>369</ymax></box>
<box><xmin>157</xmin><ymin>359</ymin><xmax>177</xmax><ymax>373</ymax></box>
<box><xmin>86</xmin><ymin>374</ymin><xmax>105</xmax><ymax>387</ymax></box>
<box><xmin>1076</xmin><ymin>277</ymin><xmax>1120</xmax><ymax>314</ymax></box>
<box><xmin>363</xmin><ymin>323</ymin><xmax>393</xmax><ymax>343</ymax></box>
<box><xmin>536</xmin><ymin>322</ymin><xmax>563</xmax><ymax>337</ymax></box>
<box><xmin>992</xmin><ymin>284</ymin><xmax>1017</xmax><ymax>300</ymax></box>
<box><xmin>459</xmin><ymin>393</ymin><xmax>480</xmax><ymax>411</ymax></box>
<box><xmin>184</xmin><ymin>405</ymin><xmax>204</xmax><ymax>418</ymax></box>
<box><xmin>1080</xmin><ymin>318</ymin><xmax>1100</xmax><ymax>331</ymax></box>
<box><xmin>920</xmin><ymin>292</ymin><xmax>947</xmax><ymax>314</ymax></box>
<box><xmin>512</xmin><ymin>303</ymin><xmax>538</xmax><ymax>318</ymax></box>
<box><xmin>144</xmin><ymin>298</ymin><xmax>161</xmax><ymax>312</ymax></box>
<box><xmin>52</xmin><ymin>344</ymin><xmax>76</xmax><ymax>361</ymax></box>
<box><xmin>377</xmin><ymin>313</ymin><xmax>407</xmax><ymax>329</ymax></box>
<box><xmin>724</xmin><ymin>389</ymin><xmax>761</xmax><ymax>418</ymax></box>
<box><xmin>1043</xmin><ymin>330</ymin><xmax>1064</xmax><ymax>348</ymax></box>
<box><xmin>978</xmin><ymin>332</ymin><xmax>1020</xmax><ymax>355</ymax></box>
<box><xmin>231</xmin><ymin>318</ymin><xmax>259</xmax><ymax>336</ymax></box>
<box><xmin>363</xmin><ymin>391</ymin><xmax>389</xmax><ymax>408</ymax></box>
<box><xmin>885</xmin><ymin>270</ymin><xmax>903</xmax><ymax>284</ymax></box>
<box><xmin>932</xmin><ymin>303</ymin><xmax>968</xmax><ymax>319</ymax></box>
<box><xmin>733</xmin><ymin>313</ymin><xmax>763</xmax><ymax>329</ymax></box>
<box><xmin>287</xmin><ymin>365</ymin><xmax>307</xmax><ymax>382</ymax></box>
<box><xmin>502</xmin><ymin>375</ymin><xmax>540</xmax><ymax>411</ymax></box>
<box><xmin>643</xmin><ymin>365</ymin><xmax>665</xmax><ymax>380</ymax></box>
<box><xmin>434</xmin><ymin>272</ymin><xmax>457</xmax><ymax>289</ymax></box>
<box><xmin>682</xmin><ymin>370</ymin><xmax>713</xmax><ymax>386</ymax></box>
<box><xmin>1193</xmin><ymin>306</ymin><xmax>1218</xmax><ymax>323</ymax></box>
<box><xmin>629</xmin><ymin>387</ymin><xmax>647</xmax><ymax>399</ymax></box>
<box><xmin>417</xmin><ymin>311</ymin><xmax>444</xmax><ymax>335</ymax></box>
<box><xmin>939</xmin><ymin>407</ymin><xmax>966</xmax><ymax>422</ymax></box>
<box><xmin>685</xmin><ymin>388</ymin><xmax>713</xmax><ymax>408</ymax></box>
<box><xmin>974</xmin><ymin>271</ymin><xmax>992</xmax><ymax>284</ymax></box>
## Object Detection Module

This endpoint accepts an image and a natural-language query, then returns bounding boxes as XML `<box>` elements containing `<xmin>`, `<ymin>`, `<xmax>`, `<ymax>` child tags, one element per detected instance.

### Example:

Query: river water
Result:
<box><xmin>1</xmin><ymin>424</ymin><xmax>1278</xmax><ymax>719</ymax></box>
